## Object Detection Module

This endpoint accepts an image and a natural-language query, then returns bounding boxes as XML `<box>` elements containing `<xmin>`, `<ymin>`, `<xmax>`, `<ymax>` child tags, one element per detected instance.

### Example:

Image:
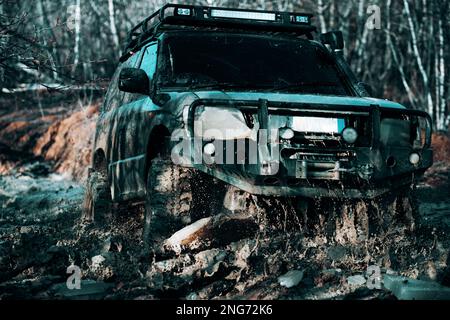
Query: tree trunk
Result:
<box><xmin>73</xmin><ymin>0</ymin><xmax>81</xmax><ymax>74</ymax></box>
<box><xmin>403</xmin><ymin>0</ymin><xmax>433</xmax><ymax>115</ymax></box>
<box><xmin>437</xmin><ymin>17</ymin><xmax>446</xmax><ymax>130</ymax></box>
<box><xmin>317</xmin><ymin>0</ymin><xmax>327</xmax><ymax>34</ymax></box>
<box><xmin>108</xmin><ymin>0</ymin><xmax>120</xmax><ymax>56</ymax></box>
<box><xmin>387</xmin><ymin>0</ymin><xmax>417</xmax><ymax>108</ymax></box>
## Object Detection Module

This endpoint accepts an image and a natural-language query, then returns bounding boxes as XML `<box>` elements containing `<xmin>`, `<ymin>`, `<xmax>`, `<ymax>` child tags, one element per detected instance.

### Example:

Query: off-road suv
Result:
<box><xmin>83</xmin><ymin>4</ymin><xmax>433</xmax><ymax>242</ymax></box>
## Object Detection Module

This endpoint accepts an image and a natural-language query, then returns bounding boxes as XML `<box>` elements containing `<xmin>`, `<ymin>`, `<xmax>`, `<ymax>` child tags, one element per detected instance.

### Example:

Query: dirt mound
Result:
<box><xmin>0</xmin><ymin>91</ymin><xmax>103</xmax><ymax>181</ymax></box>
<box><xmin>33</xmin><ymin>104</ymin><xmax>99</xmax><ymax>181</ymax></box>
<box><xmin>0</xmin><ymin>93</ymin><xmax>100</xmax><ymax>181</ymax></box>
<box><xmin>432</xmin><ymin>132</ymin><xmax>450</xmax><ymax>164</ymax></box>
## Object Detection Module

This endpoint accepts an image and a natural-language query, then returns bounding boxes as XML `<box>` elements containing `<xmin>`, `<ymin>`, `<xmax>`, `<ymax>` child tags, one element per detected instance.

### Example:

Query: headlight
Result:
<box><xmin>342</xmin><ymin>127</ymin><xmax>358</xmax><ymax>144</ymax></box>
<box><xmin>203</xmin><ymin>143</ymin><xmax>216</xmax><ymax>156</ymax></box>
<box><xmin>194</xmin><ymin>106</ymin><xmax>254</xmax><ymax>140</ymax></box>
<box><xmin>279</xmin><ymin>127</ymin><xmax>294</xmax><ymax>140</ymax></box>
<box><xmin>409</xmin><ymin>153</ymin><xmax>420</xmax><ymax>165</ymax></box>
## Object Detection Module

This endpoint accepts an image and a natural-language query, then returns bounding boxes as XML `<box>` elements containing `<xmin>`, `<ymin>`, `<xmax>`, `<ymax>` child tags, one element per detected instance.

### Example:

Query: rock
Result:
<box><xmin>278</xmin><ymin>270</ymin><xmax>304</xmax><ymax>288</ymax></box>
<box><xmin>91</xmin><ymin>255</ymin><xmax>105</xmax><ymax>271</ymax></box>
<box><xmin>347</xmin><ymin>275</ymin><xmax>366</xmax><ymax>287</ymax></box>
<box><xmin>227</xmin><ymin>241</ymin><xmax>254</xmax><ymax>281</ymax></box>
<box><xmin>186</xmin><ymin>292</ymin><xmax>198</xmax><ymax>300</ymax></box>
<box><xmin>191</xmin><ymin>249</ymin><xmax>227</xmax><ymax>277</ymax></box>
<box><xmin>164</xmin><ymin>214</ymin><xmax>258</xmax><ymax>253</ymax></box>
<box><xmin>164</xmin><ymin>218</ymin><xmax>211</xmax><ymax>253</ymax></box>
<box><xmin>383</xmin><ymin>274</ymin><xmax>450</xmax><ymax>300</ymax></box>
<box><xmin>147</xmin><ymin>249</ymin><xmax>228</xmax><ymax>290</ymax></box>
<box><xmin>327</xmin><ymin>245</ymin><xmax>347</xmax><ymax>261</ymax></box>
<box><xmin>223</xmin><ymin>186</ymin><xmax>249</xmax><ymax>212</ymax></box>
<box><xmin>322</xmin><ymin>268</ymin><xmax>343</xmax><ymax>276</ymax></box>
<box><xmin>426</xmin><ymin>261</ymin><xmax>437</xmax><ymax>281</ymax></box>
<box><xmin>19</xmin><ymin>226</ymin><xmax>33</xmax><ymax>234</ymax></box>
<box><xmin>386</xmin><ymin>269</ymin><xmax>398</xmax><ymax>275</ymax></box>
<box><xmin>314</xmin><ymin>269</ymin><xmax>343</xmax><ymax>287</ymax></box>
<box><xmin>101</xmin><ymin>237</ymin><xmax>112</xmax><ymax>253</ymax></box>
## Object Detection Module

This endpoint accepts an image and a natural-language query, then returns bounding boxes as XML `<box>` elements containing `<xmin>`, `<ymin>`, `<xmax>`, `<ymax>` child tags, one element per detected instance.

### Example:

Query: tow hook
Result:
<box><xmin>357</xmin><ymin>164</ymin><xmax>374</xmax><ymax>180</ymax></box>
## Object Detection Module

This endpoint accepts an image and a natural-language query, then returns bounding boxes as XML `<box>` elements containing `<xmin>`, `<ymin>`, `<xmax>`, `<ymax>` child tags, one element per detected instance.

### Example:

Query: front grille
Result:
<box><xmin>281</xmin><ymin>148</ymin><xmax>356</xmax><ymax>161</ymax></box>
<box><xmin>286</xmin><ymin>114</ymin><xmax>372</xmax><ymax>148</ymax></box>
<box><xmin>291</xmin><ymin>132</ymin><xmax>343</xmax><ymax>148</ymax></box>
<box><xmin>295</xmin><ymin>160</ymin><xmax>340</xmax><ymax>180</ymax></box>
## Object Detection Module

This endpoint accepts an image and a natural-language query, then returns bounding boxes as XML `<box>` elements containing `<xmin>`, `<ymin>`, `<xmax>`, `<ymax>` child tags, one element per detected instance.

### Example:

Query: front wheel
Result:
<box><xmin>143</xmin><ymin>158</ymin><xmax>195</xmax><ymax>248</ymax></box>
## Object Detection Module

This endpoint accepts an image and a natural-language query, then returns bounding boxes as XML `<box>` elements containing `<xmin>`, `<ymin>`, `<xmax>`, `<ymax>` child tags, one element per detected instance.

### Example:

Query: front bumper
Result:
<box><xmin>184</xmin><ymin>99</ymin><xmax>433</xmax><ymax>199</ymax></box>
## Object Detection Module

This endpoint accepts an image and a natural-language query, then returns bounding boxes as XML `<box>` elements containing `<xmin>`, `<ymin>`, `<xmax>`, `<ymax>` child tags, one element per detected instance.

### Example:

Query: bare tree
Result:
<box><xmin>0</xmin><ymin>0</ymin><xmax>448</xmax><ymax>130</ymax></box>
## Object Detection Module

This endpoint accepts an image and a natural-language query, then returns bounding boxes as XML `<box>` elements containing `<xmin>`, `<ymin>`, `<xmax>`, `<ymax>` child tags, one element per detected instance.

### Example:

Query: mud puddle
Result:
<box><xmin>0</xmin><ymin>162</ymin><xmax>449</xmax><ymax>300</ymax></box>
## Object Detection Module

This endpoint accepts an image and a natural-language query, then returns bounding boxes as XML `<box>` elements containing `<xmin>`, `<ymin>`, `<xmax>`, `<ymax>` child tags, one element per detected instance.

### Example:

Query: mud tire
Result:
<box><xmin>143</xmin><ymin>158</ymin><xmax>195</xmax><ymax>247</ymax></box>
<box><xmin>297</xmin><ymin>186</ymin><xmax>420</xmax><ymax>244</ymax></box>
<box><xmin>384</xmin><ymin>186</ymin><xmax>419</xmax><ymax>232</ymax></box>
<box><xmin>82</xmin><ymin>170</ymin><xmax>111</xmax><ymax>223</ymax></box>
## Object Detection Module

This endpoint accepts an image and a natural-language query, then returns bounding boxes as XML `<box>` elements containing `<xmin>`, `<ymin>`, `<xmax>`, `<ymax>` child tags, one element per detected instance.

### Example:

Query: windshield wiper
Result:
<box><xmin>268</xmin><ymin>81</ymin><xmax>340</xmax><ymax>92</ymax></box>
<box><xmin>186</xmin><ymin>82</ymin><xmax>271</xmax><ymax>91</ymax></box>
<box><xmin>161</xmin><ymin>81</ymin><xmax>341</xmax><ymax>92</ymax></box>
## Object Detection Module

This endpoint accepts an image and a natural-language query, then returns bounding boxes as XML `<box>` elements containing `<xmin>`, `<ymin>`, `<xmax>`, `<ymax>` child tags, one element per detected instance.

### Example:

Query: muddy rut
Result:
<box><xmin>0</xmin><ymin>95</ymin><xmax>449</xmax><ymax>300</ymax></box>
<box><xmin>0</xmin><ymin>161</ymin><xmax>449</xmax><ymax>300</ymax></box>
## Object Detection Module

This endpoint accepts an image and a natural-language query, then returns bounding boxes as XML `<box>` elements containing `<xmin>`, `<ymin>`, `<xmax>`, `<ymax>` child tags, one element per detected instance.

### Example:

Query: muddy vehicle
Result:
<box><xmin>83</xmin><ymin>4</ymin><xmax>433</xmax><ymax>242</ymax></box>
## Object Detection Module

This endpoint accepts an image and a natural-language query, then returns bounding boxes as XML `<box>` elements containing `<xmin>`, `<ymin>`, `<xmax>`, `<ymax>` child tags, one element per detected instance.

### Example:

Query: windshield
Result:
<box><xmin>157</xmin><ymin>33</ymin><xmax>351</xmax><ymax>96</ymax></box>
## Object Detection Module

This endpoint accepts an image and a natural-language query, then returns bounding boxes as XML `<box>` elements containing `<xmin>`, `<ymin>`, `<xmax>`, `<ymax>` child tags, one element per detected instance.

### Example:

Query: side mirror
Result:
<box><xmin>119</xmin><ymin>68</ymin><xmax>149</xmax><ymax>95</ymax></box>
<box><xmin>320</xmin><ymin>31</ymin><xmax>344</xmax><ymax>53</ymax></box>
<box><xmin>359</xmin><ymin>82</ymin><xmax>374</xmax><ymax>97</ymax></box>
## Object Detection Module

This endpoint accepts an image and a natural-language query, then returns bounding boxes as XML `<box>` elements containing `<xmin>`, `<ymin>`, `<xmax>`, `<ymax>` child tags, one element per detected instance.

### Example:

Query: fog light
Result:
<box><xmin>203</xmin><ymin>143</ymin><xmax>215</xmax><ymax>156</ymax></box>
<box><xmin>409</xmin><ymin>153</ymin><xmax>420</xmax><ymax>165</ymax></box>
<box><xmin>342</xmin><ymin>127</ymin><xmax>358</xmax><ymax>144</ymax></box>
<box><xmin>280</xmin><ymin>127</ymin><xmax>294</xmax><ymax>140</ymax></box>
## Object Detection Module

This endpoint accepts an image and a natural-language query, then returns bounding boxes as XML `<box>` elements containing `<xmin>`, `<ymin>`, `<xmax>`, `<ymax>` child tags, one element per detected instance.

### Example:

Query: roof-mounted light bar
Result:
<box><xmin>156</xmin><ymin>4</ymin><xmax>314</xmax><ymax>28</ymax></box>
<box><xmin>121</xmin><ymin>4</ymin><xmax>315</xmax><ymax>62</ymax></box>
<box><xmin>210</xmin><ymin>9</ymin><xmax>276</xmax><ymax>21</ymax></box>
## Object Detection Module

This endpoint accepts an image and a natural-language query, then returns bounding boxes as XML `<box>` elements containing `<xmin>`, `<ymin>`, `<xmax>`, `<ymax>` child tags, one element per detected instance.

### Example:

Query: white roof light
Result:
<box><xmin>176</xmin><ymin>8</ymin><xmax>192</xmax><ymax>16</ymax></box>
<box><xmin>294</xmin><ymin>15</ymin><xmax>309</xmax><ymax>24</ymax></box>
<box><xmin>210</xmin><ymin>9</ymin><xmax>276</xmax><ymax>21</ymax></box>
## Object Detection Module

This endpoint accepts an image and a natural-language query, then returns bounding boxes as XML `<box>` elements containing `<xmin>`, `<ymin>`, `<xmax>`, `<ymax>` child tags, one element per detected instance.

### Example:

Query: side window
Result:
<box><xmin>102</xmin><ymin>63</ymin><xmax>124</xmax><ymax>112</ymax></box>
<box><xmin>102</xmin><ymin>51</ymin><xmax>144</xmax><ymax>112</ymax></box>
<box><xmin>127</xmin><ymin>50</ymin><xmax>142</xmax><ymax>69</ymax></box>
<box><xmin>140</xmin><ymin>43</ymin><xmax>158</xmax><ymax>79</ymax></box>
<box><xmin>121</xmin><ymin>43</ymin><xmax>158</xmax><ymax>105</ymax></box>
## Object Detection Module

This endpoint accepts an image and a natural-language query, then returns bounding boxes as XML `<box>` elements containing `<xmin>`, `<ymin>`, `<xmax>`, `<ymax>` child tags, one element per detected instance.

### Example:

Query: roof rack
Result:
<box><xmin>120</xmin><ymin>4</ymin><xmax>316</xmax><ymax>62</ymax></box>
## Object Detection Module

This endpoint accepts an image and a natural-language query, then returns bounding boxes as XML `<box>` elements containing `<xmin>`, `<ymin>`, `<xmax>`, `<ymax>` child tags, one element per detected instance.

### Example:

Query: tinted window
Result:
<box><xmin>140</xmin><ymin>43</ymin><xmax>158</xmax><ymax>78</ymax></box>
<box><xmin>103</xmin><ymin>50</ymin><xmax>145</xmax><ymax>112</ymax></box>
<box><xmin>103</xmin><ymin>63</ymin><xmax>124</xmax><ymax>112</ymax></box>
<box><xmin>158</xmin><ymin>33</ymin><xmax>350</xmax><ymax>95</ymax></box>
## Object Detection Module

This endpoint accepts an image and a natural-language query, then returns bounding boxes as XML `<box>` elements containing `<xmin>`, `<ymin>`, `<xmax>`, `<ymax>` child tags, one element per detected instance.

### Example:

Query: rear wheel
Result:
<box><xmin>82</xmin><ymin>170</ymin><xmax>111</xmax><ymax>223</ymax></box>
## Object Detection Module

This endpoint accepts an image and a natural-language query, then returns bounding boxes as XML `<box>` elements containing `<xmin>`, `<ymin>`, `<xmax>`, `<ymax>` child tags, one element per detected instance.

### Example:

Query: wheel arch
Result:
<box><xmin>144</xmin><ymin>124</ymin><xmax>171</xmax><ymax>182</ymax></box>
<box><xmin>92</xmin><ymin>148</ymin><xmax>107</xmax><ymax>175</ymax></box>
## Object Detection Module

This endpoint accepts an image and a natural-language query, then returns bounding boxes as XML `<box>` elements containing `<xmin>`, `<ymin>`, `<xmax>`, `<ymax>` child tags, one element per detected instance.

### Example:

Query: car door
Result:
<box><xmin>111</xmin><ymin>42</ymin><xmax>159</xmax><ymax>202</ymax></box>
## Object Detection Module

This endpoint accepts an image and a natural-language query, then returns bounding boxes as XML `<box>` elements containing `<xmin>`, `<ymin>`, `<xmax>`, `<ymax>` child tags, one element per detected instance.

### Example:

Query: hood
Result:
<box><xmin>190</xmin><ymin>91</ymin><xmax>406</xmax><ymax>109</ymax></box>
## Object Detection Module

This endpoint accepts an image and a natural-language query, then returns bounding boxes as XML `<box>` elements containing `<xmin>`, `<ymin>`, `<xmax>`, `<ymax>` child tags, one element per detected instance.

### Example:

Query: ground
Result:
<box><xmin>0</xmin><ymin>91</ymin><xmax>449</xmax><ymax>300</ymax></box>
